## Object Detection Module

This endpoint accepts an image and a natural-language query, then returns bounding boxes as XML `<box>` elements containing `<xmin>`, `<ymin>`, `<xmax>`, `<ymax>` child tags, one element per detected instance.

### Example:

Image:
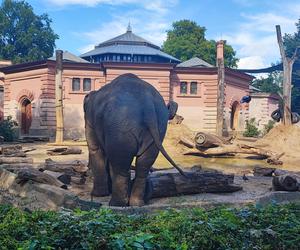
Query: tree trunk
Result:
<box><xmin>147</xmin><ymin>168</ymin><xmax>242</xmax><ymax>198</ymax></box>
<box><xmin>16</xmin><ymin>168</ymin><xmax>67</xmax><ymax>189</ymax></box>
<box><xmin>253</xmin><ymin>166</ymin><xmax>276</xmax><ymax>176</ymax></box>
<box><xmin>0</xmin><ymin>157</ymin><xmax>33</xmax><ymax>164</ymax></box>
<box><xmin>47</xmin><ymin>147</ymin><xmax>82</xmax><ymax>155</ymax></box>
<box><xmin>194</xmin><ymin>132</ymin><xmax>225</xmax><ymax>148</ymax></box>
<box><xmin>43</xmin><ymin>170</ymin><xmax>71</xmax><ymax>185</ymax></box>
<box><xmin>272</xmin><ymin>174</ymin><xmax>299</xmax><ymax>191</ymax></box>
<box><xmin>55</xmin><ymin>50</ymin><xmax>64</xmax><ymax>143</ymax></box>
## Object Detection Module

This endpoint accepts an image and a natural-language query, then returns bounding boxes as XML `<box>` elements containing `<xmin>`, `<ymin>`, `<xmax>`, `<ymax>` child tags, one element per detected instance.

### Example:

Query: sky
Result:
<box><xmin>26</xmin><ymin>0</ymin><xmax>300</xmax><ymax>69</ymax></box>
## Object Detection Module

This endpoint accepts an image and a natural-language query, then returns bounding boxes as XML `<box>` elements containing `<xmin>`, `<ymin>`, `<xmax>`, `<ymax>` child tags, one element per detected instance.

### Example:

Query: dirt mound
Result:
<box><xmin>255</xmin><ymin>124</ymin><xmax>300</xmax><ymax>158</ymax></box>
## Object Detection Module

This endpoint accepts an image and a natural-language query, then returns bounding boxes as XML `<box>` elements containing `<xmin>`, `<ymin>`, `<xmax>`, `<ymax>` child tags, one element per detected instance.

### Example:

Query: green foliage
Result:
<box><xmin>0</xmin><ymin>203</ymin><xmax>300</xmax><ymax>249</ymax></box>
<box><xmin>251</xmin><ymin>70</ymin><xmax>282</xmax><ymax>94</ymax></box>
<box><xmin>162</xmin><ymin>20</ymin><xmax>238</xmax><ymax>68</ymax></box>
<box><xmin>262</xmin><ymin>120</ymin><xmax>276</xmax><ymax>136</ymax></box>
<box><xmin>0</xmin><ymin>0</ymin><xmax>58</xmax><ymax>63</ymax></box>
<box><xmin>283</xmin><ymin>18</ymin><xmax>300</xmax><ymax>113</ymax></box>
<box><xmin>243</xmin><ymin>118</ymin><xmax>260</xmax><ymax>137</ymax></box>
<box><xmin>0</xmin><ymin>115</ymin><xmax>18</xmax><ymax>141</ymax></box>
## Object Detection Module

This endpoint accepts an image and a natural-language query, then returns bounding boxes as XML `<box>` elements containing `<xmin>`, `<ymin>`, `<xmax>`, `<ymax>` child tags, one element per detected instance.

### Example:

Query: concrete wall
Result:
<box><xmin>249</xmin><ymin>93</ymin><xmax>279</xmax><ymax>130</ymax></box>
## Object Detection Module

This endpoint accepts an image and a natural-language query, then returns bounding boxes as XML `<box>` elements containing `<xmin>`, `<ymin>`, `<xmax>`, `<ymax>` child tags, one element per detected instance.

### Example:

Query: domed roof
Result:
<box><xmin>80</xmin><ymin>25</ymin><xmax>180</xmax><ymax>63</ymax></box>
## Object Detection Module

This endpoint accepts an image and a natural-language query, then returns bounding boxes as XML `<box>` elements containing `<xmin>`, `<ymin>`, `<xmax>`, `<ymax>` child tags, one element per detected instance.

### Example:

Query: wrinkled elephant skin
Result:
<box><xmin>84</xmin><ymin>73</ymin><xmax>184</xmax><ymax>207</ymax></box>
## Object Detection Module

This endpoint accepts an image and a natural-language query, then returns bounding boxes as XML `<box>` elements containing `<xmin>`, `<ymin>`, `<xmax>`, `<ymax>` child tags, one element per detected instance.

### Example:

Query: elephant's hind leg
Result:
<box><xmin>85</xmin><ymin>123</ymin><xmax>110</xmax><ymax>197</ymax></box>
<box><xmin>108</xmin><ymin>162</ymin><xmax>131</xmax><ymax>207</ymax></box>
<box><xmin>130</xmin><ymin>144</ymin><xmax>159</xmax><ymax>206</ymax></box>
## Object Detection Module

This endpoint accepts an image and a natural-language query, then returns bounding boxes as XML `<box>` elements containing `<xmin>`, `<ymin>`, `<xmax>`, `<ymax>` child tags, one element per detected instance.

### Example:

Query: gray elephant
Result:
<box><xmin>84</xmin><ymin>73</ymin><xmax>185</xmax><ymax>206</ymax></box>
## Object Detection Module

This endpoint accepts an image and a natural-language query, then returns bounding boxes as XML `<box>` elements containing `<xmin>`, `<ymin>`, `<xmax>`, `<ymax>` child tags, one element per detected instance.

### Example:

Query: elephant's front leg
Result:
<box><xmin>130</xmin><ymin>144</ymin><xmax>159</xmax><ymax>206</ymax></box>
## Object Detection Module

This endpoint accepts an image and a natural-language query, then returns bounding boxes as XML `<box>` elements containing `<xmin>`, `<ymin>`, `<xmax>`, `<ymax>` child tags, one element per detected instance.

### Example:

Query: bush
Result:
<box><xmin>0</xmin><ymin>203</ymin><xmax>299</xmax><ymax>249</ymax></box>
<box><xmin>0</xmin><ymin>116</ymin><xmax>18</xmax><ymax>141</ymax></box>
<box><xmin>262</xmin><ymin>120</ymin><xmax>276</xmax><ymax>136</ymax></box>
<box><xmin>243</xmin><ymin>118</ymin><xmax>260</xmax><ymax>137</ymax></box>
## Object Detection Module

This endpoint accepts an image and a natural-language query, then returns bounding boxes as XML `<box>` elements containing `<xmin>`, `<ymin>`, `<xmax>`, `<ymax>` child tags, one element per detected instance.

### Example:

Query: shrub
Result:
<box><xmin>0</xmin><ymin>203</ymin><xmax>300</xmax><ymax>249</ymax></box>
<box><xmin>243</xmin><ymin>118</ymin><xmax>260</xmax><ymax>137</ymax></box>
<box><xmin>0</xmin><ymin>116</ymin><xmax>18</xmax><ymax>141</ymax></box>
<box><xmin>262</xmin><ymin>120</ymin><xmax>276</xmax><ymax>136</ymax></box>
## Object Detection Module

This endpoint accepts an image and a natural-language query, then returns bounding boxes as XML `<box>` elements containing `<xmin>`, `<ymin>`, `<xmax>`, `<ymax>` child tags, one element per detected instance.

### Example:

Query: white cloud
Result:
<box><xmin>237</xmin><ymin>56</ymin><xmax>266</xmax><ymax>69</ymax></box>
<box><xmin>224</xmin><ymin>8</ymin><xmax>298</xmax><ymax>69</ymax></box>
<box><xmin>78</xmin><ymin>44</ymin><xmax>95</xmax><ymax>54</ymax></box>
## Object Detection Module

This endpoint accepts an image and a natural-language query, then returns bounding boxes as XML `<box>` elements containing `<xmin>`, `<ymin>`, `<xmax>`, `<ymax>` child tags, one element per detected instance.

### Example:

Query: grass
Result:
<box><xmin>0</xmin><ymin>203</ymin><xmax>299</xmax><ymax>249</ymax></box>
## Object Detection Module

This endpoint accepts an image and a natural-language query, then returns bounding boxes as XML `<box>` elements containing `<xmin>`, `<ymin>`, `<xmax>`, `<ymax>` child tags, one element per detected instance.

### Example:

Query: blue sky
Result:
<box><xmin>27</xmin><ymin>0</ymin><xmax>300</xmax><ymax>69</ymax></box>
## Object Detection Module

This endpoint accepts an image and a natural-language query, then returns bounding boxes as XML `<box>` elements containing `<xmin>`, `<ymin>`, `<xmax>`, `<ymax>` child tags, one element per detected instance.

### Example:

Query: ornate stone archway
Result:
<box><xmin>17</xmin><ymin>89</ymin><xmax>34</xmax><ymax>135</ymax></box>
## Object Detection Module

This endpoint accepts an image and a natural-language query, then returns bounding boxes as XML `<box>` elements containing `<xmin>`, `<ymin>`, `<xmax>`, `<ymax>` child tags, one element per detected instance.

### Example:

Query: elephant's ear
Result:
<box><xmin>167</xmin><ymin>101</ymin><xmax>178</xmax><ymax>120</ymax></box>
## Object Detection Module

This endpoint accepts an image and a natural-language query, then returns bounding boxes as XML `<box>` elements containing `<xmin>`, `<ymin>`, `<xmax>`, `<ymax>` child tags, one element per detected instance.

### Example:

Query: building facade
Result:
<box><xmin>1</xmin><ymin>28</ymin><xmax>255</xmax><ymax>139</ymax></box>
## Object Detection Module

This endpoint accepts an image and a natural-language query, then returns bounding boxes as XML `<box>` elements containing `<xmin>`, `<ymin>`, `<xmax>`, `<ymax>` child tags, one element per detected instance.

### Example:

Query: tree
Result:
<box><xmin>0</xmin><ymin>0</ymin><xmax>58</xmax><ymax>63</ymax></box>
<box><xmin>162</xmin><ymin>20</ymin><xmax>238</xmax><ymax>68</ymax></box>
<box><xmin>251</xmin><ymin>70</ymin><xmax>282</xmax><ymax>94</ymax></box>
<box><xmin>283</xmin><ymin>19</ymin><xmax>300</xmax><ymax>113</ymax></box>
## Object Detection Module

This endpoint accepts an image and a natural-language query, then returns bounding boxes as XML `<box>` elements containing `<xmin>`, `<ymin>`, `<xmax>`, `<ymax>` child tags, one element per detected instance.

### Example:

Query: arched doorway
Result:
<box><xmin>20</xmin><ymin>98</ymin><xmax>32</xmax><ymax>134</ymax></box>
<box><xmin>230</xmin><ymin>101</ymin><xmax>240</xmax><ymax>130</ymax></box>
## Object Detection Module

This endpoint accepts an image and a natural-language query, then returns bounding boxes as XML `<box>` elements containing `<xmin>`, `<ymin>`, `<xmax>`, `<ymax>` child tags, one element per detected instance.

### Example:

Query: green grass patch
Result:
<box><xmin>0</xmin><ymin>203</ymin><xmax>299</xmax><ymax>249</ymax></box>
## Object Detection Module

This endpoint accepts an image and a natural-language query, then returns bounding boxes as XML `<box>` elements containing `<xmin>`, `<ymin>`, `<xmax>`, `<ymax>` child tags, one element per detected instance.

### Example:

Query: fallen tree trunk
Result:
<box><xmin>47</xmin><ymin>147</ymin><xmax>82</xmax><ymax>155</ymax></box>
<box><xmin>0</xmin><ymin>145</ymin><xmax>22</xmax><ymax>154</ymax></box>
<box><xmin>1</xmin><ymin>164</ymin><xmax>35</xmax><ymax>173</ymax></box>
<box><xmin>43</xmin><ymin>170</ymin><xmax>71</xmax><ymax>185</ymax></box>
<box><xmin>184</xmin><ymin>144</ymin><xmax>278</xmax><ymax>159</ymax></box>
<box><xmin>272</xmin><ymin>174</ymin><xmax>299</xmax><ymax>191</ymax></box>
<box><xmin>0</xmin><ymin>157</ymin><xmax>33</xmax><ymax>164</ymax></box>
<box><xmin>194</xmin><ymin>132</ymin><xmax>226</xmax><ymax>148</ymax></box>
<box><xmin>179</xmin><ymin>137</ymin><xmax>195</xmax><ymax>148</ymax></box>
<box><xmin>146</xmin><ymin>168</ymin><xmax>242</xmax><ymax>198</ymax></box>
<box><xmin>16</xmin><ymin>168</ymin><xmax>67</xmax><ymax>189</ymax></box>
<box><xmin>253</xmin><ymin>167</ymin><xmax>276</xmax><ymax>176</ymax></box>
<box><xmin>41</xmin><ymin>158</ymin><xmax>88</xmax><ymax>177</ymax></box>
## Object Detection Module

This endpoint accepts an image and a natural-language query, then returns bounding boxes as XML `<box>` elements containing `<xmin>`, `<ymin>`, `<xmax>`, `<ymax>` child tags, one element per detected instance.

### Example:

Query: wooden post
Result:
<box><xmin>276</xmin><ymin>25</ymin><xmax>299</xmax><ymax>125</ymax></box>
<box><xmin>216</xmin><ymin>41</ymin><xmax>225</xmax><ymax>137</ymax></box>
<box><xmin>55</xmin><ymin>50</ymin><xmax>64</xmax><ymax>143</ymax></box>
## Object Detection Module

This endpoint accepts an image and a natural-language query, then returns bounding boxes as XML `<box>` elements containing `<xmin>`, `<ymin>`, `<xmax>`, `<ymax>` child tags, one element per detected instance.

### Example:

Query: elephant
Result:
<box><xmin>84</xmin><ymin>73</ymin><xmax>185</xmax><ymax>207</ymax></box>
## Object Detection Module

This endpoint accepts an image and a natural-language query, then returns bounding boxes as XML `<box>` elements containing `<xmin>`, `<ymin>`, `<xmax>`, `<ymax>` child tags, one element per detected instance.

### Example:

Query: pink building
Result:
<box><xmin>0</xmin><ymin>28</ymin><xmax>254</xmax><ymax>139</ymax></box>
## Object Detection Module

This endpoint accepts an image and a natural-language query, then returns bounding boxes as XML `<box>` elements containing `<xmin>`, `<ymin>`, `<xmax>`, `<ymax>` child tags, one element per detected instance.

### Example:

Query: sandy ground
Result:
<box><xmin>1</xmin><ymin>123</ymin><xmax>300</xmax><ymax>209</ymax></box>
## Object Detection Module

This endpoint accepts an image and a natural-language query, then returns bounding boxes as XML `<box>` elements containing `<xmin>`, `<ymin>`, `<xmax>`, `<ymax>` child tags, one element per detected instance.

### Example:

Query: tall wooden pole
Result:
<box><xmin>216</xmin><ymin>41</ymin><xmax>225</xmax><ymax>137</ymax></box>
<box><xmin>55</xmin><ymin>50</ymin><xmax>64</xmax><ymax>143</ymax></box>
<box><xmin>276</xmin><ymin>25</ymin><xmax>299</xmax><ymax>125</ymax></box>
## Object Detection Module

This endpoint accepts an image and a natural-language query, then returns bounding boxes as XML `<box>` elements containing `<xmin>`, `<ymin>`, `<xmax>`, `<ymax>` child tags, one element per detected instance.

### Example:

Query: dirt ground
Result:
<box><xmin>1</xmin><ymin>123</ymin><xmax>300</xmax><ymax>209</ymax></box>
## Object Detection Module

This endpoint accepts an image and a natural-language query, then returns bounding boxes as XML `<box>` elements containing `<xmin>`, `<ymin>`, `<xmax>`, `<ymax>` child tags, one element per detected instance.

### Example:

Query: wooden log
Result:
<box><xmin>194</xmin><ymin>132</ymin><xmax>225</xmax><ymax>148</ymax></box>
<box><xmin>146</xmin><ymin>169</ymin><xmax>242</xmax><ymax>198</ymax></box>
<box><xmin>272</xmin><ymin>174</ymin><xmax>299</xmax><ymax>191</ymax></box>
<box><xmin>42</xmin><ymin>158</ymin><xmax>88</xmax><ymax>176</ymax></box>
<box><xmin>0</xmin><ymin>145</ymin><xmax>22</xmax><ymax>154</ymax></box>
<box><xmin>47</xmin><ymin>147</ymin><xmax>82</xmax><ymax>155</ymax></box>
<box><xmin>1</xmin><ymin>164</ymin><xmax>35</xmax><ymax>173</ymax></box>
<box><xmin>184</xmin><ymin>144</ymin><xmax>277</xmax><ymax>159</ymax></box>
<box><xmin>71</xmin><ymin>176</ymin><xmax>86</xmax><ymax>185</ymax></box>
<box><xmin>253</xmin><ymin>167</ymin><xmax>276</xmax><ymax>177</ymax></box>
<box><xmin>0</xmin><ymin>157</ymin><xmax>33</xmax><ymax>164</ymax></box>
<box><xmin>179</xmin><ymin>137</ymin><xmax>195</xmax><ymax>148</ymax></box>
<box><xmin>43</xmin><ymin>170</ymin><xmax>71</xmax><ymax>185</ymax></box>
<box><xmin>16</xmin><ymin>168</ymin><xmax>67</xmax><ymax>189</ymax></box>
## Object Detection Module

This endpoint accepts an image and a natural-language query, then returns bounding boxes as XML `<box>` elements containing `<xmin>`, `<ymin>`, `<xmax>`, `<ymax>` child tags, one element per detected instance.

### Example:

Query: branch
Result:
<box><xmin>291</xmin><ymin>46</ymin><xmax>300</xmax><ymax>63</ymax></box>
<box><xmin>276</xmin><ymin>25</ymin><xmax>286</xmax><ymax>61</ymax></box>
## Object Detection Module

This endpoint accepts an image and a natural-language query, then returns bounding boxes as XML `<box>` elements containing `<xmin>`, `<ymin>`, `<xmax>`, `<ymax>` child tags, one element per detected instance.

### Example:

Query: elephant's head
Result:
<box><xmin>167</xmin><ymin>101</ymin><xmax>178</xmax><ymax>120</ymax></box>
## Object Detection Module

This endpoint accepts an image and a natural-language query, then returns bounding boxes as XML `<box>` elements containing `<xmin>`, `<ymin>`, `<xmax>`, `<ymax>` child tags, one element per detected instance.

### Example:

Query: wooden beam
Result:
<box><xmin>55</xmin><ymin>50</ymin><xmax>64</xmax><ymax>143</ymax></box>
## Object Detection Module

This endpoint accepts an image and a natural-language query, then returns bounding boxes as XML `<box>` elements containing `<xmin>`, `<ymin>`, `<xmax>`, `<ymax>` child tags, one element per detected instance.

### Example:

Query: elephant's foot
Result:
<box><xmin>91</xmin><ymin>185</ymin><xmax>110</xmax><ymax>197</ymax></box>
<box><xmin>129</xmin><ymin>197</ymin><xmax>145</xmax><ymax>207</ymax></box>
<box><xmin>109</xmin><ymin>197</ymin><xmax>128</xmax><ymax>207</ymax></box>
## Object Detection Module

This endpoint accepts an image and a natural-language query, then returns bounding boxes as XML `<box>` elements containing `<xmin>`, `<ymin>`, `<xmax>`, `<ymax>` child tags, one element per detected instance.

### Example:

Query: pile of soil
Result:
<box><xmin>255</xmin><ymin>124</ymin><xmax>300</xmax><ymax>167</ymax></box>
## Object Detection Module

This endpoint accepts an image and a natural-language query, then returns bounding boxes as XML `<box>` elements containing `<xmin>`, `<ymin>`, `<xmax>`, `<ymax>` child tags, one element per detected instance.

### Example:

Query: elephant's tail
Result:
<box><xmin>145</xmin><ymin>102</ymin><xmax>187</xmax><ymax>177</ymax></box>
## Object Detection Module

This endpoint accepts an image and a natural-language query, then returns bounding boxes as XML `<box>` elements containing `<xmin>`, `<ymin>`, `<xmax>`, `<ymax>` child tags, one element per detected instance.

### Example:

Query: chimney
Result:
<box><xmin>216</xmin><ymin>40</ymin><xmax>225</xmax><ymax>65</ymax></box>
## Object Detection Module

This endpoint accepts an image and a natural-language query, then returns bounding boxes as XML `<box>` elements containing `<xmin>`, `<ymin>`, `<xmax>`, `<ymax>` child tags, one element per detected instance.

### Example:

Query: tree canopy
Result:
<box><xmin>251</xmin><ymin>70</ymin><xmax>282</xmax><ymax>94</ymax></box>
<box><xmin>162</xmin><ymin>20</ymin><xmax>238</xmax><ymax>68</ymax></box>
<box><xmin>0</xmin><ymin>0</ymin><xmax>58</xmax><ymax>63</ymax></box>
